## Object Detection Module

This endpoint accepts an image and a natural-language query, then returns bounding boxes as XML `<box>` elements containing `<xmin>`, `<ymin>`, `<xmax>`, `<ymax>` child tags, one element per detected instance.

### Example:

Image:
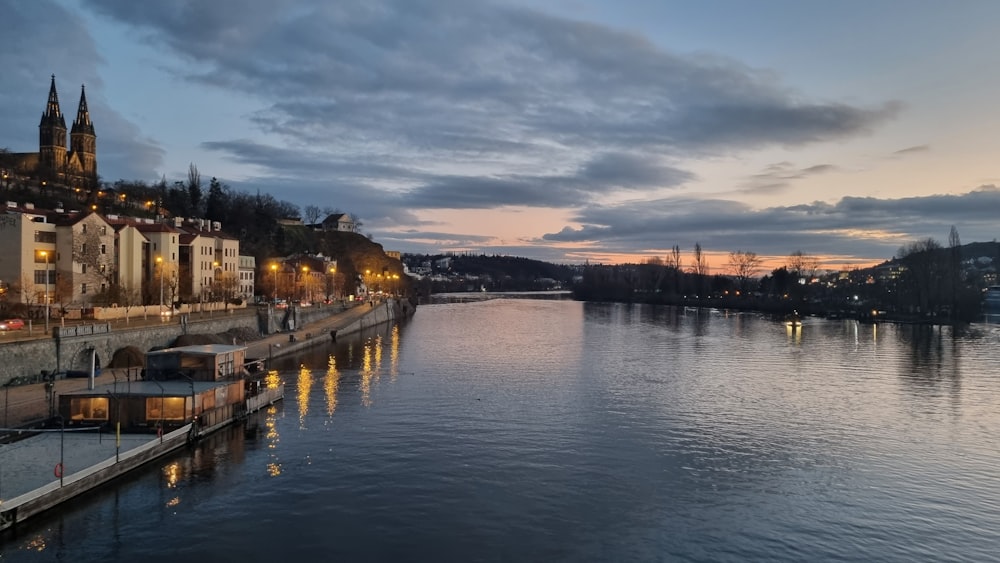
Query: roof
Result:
<box><xmin>147</xmin><ymin>344</ymin><xmax>246</xmax><ymax>357</ymax></box>
<box><xmin>61</xmin><ymin>380</ymin><xmax>229</xmax><ymax>398</ymax></box>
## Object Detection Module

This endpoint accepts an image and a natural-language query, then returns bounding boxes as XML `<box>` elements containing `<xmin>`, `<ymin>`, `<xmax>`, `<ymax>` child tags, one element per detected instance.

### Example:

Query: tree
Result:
<box><xmin>727</xmin><ymin>250</ymin><xmax>762</xmax><ymax>292</ymax></box>
<box><xmin>897</xmin><ymin>238</ymin><xmax>943</xmax><ymax>316</ymax></box>
<box><xmin>786</xmin><ymin>250</ymin><xmax>819</xmax><ymax>280</ymax></box>
<box><xmin>350</xmin><ymin>213</ymin><xmax>363</xmax><ymax>233</ymax></box>
<box><xmin>187</xmin><ymin>163</ymin><xmax>203</xmax><ymax>216</ymax></box>
<box><xmin>691</xmin><ymin>243</ymin><xmax>709</xmax><ymax>298</ymax></box>
<box><xmin>213</xmin><ymin>272</ymin><xmax>240</xmax><ymax>310</ymax></box>
<box><xmin>205</xmin><ymin>176</ymin><xmax>226</xmax><ymax>222</ymax></box>
<box><xmin>691</xmin><ymin>243</ymin><xmax>708</xmax><ymax>277</ymax></box>
<box><xmin>304</xmin><ymin>205</ymin><xmax>322</xmax><ymax>225</ymax></box>
<box><xmin>948</xmin><ymin>226</ymin><xmax>962</xmax><ymax>320</ymax></box>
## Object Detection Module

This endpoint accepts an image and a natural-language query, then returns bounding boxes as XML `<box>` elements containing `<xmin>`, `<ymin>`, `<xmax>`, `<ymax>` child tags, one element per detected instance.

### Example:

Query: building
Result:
<box><xmin>238</xmin><ymin>255</ymin><xmax>256</xmax><ymax>301</ymax></box>
<box><xmin>319</xmin><ymin>213</ymin><xmax>355</xmax><ymax>232</ymax></box>
<box><xmin>5</xmin><ymin>76</ymin><xmax>98</xmax><ymax>189</ymax></box>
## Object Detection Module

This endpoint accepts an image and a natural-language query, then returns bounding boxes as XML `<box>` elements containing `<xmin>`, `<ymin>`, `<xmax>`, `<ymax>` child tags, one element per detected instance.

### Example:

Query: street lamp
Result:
<box><xmin>156</xmin><ymin>255</ymin><xmax>164</xmax><ymax>317</ymax></box>
<box><xmin>301</xmin><ymin>266</ymin><xmax>310</xmax><ymax>302</ymax></box>
<box><xmin>40</xmin><ymin>250</ymin><xmax>51</xmax><ymax>334</ymax></box>
<box><xmin>271</xmin><ymin>263</ymin><xmax>278</xmax><ymax>304</ymax></box>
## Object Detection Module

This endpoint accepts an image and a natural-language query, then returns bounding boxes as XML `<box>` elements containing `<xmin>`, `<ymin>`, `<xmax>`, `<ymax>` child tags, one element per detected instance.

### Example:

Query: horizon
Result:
<box><xmin>2</xmin><ymin>1</ymin><xmax>1000</xmax><ymax>270</ymax></box>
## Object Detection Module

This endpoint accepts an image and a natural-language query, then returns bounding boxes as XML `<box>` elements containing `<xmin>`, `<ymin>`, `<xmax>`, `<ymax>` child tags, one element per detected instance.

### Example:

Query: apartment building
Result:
<box><xmin>1</xmin><ymin>203</ymin><xmax>246</xmax><ymax>310</ymax></box>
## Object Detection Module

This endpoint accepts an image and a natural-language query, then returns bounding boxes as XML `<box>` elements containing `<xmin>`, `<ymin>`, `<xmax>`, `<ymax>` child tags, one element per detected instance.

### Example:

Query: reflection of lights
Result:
<box><xmin>24</xmin><ymin>535</ymin><xmax>47</xmax><ymax>552</ymax></box>
<box><xmin>297</xmin><ymin>364</ymin><xmax>312</xmax><ymax>427</ymax></box>
<box><xmin>265</xmin><ymin>404</ymin><xmax>281</xmax><ymax>476</ymax></box>
<box><xmin>265</xmin><ymin>369</ymin><xmax>281</xmax><ymax>389</ymax></box>
<box><xmin>390</xmin><ymin>325</ymin><xmax>400</xmax><ymax>382</ymax></box>
<box><xmin>325</xmin><ymin>355</ymin><xmax>339</xmax><ymax>416</ymax></box>
<box><xmin>360</xmin><ymin>341</ymin><xmax>374</xmax><ymax>407</ymax></box>
<box><xmin>163</xmin><ymin>461</ymin><xmax>181</xmax><ymax>488</ymax></box>
<box><xmin>166</xmin><ymin>497</ymin><xmax>181</xmax><ymax>508</ymax></box>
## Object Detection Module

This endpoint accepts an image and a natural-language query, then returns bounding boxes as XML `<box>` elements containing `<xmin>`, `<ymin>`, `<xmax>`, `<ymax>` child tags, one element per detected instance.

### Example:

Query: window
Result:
<box><xmin>34</xmin><ymin>231</ymin><xmax>56</xmax><ymax>243</ymax></box>
<box><xmin>100</xmin><ymin>226</ymin><xmax>107</xmax><ymax>235</ymax></box>
<box><xmin>69</xmin><ymin>397</ymin><xmax>108</xmax><ymax>421</ymax></box>
<box><xmin>145</xmin><ymin>397</ymin><xmax>186</xmax><ymax>421</ymax></box>
<box><xmin>81</xmin><ymin>224</ymin><xmax>87</xmax><ymax>233</ymax></box>
<box><xmin>82</xmin><ymin>264</ymin><xmax>87</xmax><ymax>274</ymax></box>
<box><xmin>100</xmin><ymin>244</ymin><xmax>106</xmax><ymax>254</ymax></box>
<box><xmin>81</xmin><ymin>283</ymin><xmax>87</xmax><ymax>294</ymax></box>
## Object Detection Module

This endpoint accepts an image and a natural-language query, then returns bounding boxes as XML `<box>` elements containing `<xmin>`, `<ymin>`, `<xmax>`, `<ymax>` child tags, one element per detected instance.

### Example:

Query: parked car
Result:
<box><xmin>0</xmin><ymin>318</ymin><xmax>25</xmax><ymax>331</ymax></box>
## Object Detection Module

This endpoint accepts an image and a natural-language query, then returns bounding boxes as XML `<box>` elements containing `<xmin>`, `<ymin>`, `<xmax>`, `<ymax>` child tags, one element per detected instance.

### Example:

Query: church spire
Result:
<box><xmin>72</xmin><ymin>84</ymin><xmax>95</xmax><ymax>135</ymax></box>
<box><xmin>39</xmin><ymin>74</ymin><xmax>66</xmax><ymax>129</ymax></box>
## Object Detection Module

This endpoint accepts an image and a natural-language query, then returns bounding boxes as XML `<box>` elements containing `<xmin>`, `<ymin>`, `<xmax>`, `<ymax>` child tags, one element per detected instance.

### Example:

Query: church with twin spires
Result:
<box><xmin>8</xmin><ymin>75</ymin><xmax>98</xmax><ymax>189</ymax></box>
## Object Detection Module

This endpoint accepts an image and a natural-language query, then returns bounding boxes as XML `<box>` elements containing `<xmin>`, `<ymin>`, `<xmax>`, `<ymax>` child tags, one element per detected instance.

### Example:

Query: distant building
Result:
<box><xmin>320</xmin><ymin>213</ymin><xmax>355</xmax><ymax>233</ymax></box>
<box><xmin>238</xmin><ymin>255</ymin><xmax>256</xmax><ymax>300</ymax></box>
<box><xmin>5</xmin><ymin>76</ymin><xmax>98</xmax><ymax>189</ymax></box>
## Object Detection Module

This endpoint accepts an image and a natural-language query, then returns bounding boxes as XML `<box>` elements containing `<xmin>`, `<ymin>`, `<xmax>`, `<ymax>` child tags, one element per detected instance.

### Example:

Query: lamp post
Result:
<box><xmin>301</xmin><ymin>266</ymin><xmax>310</xmax><ymax>302</ymax></box>
<box><xmin>156</xmin><ymin>255</ymin><xmax>164</xmax><ymax>318</ymax></box>
<box><xmin>271</xmin><ymin>263</ymin><xmax>278</xmax><ymax>304</ymax></box>
<box><xmin>40</xmin><ymin>250</ymin><xmax>50</xmax><ymax>334</ymax></box>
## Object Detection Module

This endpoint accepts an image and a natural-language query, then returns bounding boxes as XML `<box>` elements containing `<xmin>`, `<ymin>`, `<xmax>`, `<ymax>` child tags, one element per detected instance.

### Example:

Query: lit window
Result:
<box><xmin>69</xmin><ymin>397</ymin><xmax>108</xmax><ymax>420</ymax></box>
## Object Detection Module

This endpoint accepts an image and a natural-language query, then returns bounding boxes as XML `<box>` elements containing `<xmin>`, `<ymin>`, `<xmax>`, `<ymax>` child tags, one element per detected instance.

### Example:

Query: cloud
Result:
<box><xmin>85</xmin><ymin>0</ymin><xmax>895</xmax><ymax>190</ymax></box>
<box><xmin>541</xmin><ymin>186</ymin><xmax>1000</xmax><ymax>263</ymax></box>
<box><xmin>738</xmin><ymin>161</ymin><xmax>839</xmax><ymax>195</ymax></box>
<box><xmin>892</xmin><ymin>144</ymin><xmax>930</xmax><ymax>157</ymax></box>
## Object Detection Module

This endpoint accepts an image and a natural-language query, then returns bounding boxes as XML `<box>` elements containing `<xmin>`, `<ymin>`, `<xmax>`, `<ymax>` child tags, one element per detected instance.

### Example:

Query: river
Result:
<box><xmin>2</xmin><ymin>298</ymin><xmax>999</xmax><ymax>562</ymax></box>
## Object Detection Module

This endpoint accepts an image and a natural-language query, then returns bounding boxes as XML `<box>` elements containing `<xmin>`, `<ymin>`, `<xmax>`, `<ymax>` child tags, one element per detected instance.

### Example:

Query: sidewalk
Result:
<box><xmin>244</xmin><ymin>301</ymin><xmax>380</xmax><ymax>361</ymax></box>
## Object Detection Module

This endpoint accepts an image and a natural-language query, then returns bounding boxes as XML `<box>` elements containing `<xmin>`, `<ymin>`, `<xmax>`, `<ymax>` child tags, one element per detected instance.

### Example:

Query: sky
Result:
<box><xmin>3</xmin><ymin>0</ymin><xmax>1000</xmax><ymax>271</ymax></box>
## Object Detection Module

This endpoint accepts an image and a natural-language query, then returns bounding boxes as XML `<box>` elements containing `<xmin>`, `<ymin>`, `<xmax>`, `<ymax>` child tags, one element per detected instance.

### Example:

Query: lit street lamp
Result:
<box><xmin>40</xmin><ymin>250</ymin><xmax>51</xmax><ymax>334</ymax></box>
<box><xmin>301</xmin><ymin>265</ymin><xmax>310</xmax><ymax>302</ymax></box>
<box><xmin>271</xmin><ymin>263</ymin><xmax>278</xmax><ymax>304</ymax></box>
<box><xmin>156</xmin><ymin>255</ymin><xmax>164</xmax><ymax>317</ymax></box>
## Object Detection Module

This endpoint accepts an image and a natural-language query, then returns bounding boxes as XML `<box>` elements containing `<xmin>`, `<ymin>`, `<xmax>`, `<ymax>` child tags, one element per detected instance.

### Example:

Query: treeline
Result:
<box><xmin>403</xmin><ymin>253</ymin><xmax>578</xmax><ymax>293</ymax></box>
<box><xmin>573</xmin><ymin>231</ymin><xmax>996</xmax><ymax>323</ymax></box>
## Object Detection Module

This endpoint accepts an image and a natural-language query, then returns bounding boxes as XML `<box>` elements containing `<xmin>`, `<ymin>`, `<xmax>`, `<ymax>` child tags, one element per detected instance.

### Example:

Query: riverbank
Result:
<box><xmin>0</xmin><ymin>299</ymin><xmax>412</xmax><ymax>533</ymax></box>
<box><xmin>0</xmin><ymin>298</ymin><xmax>411</xmax><ymax>429</ymax></box>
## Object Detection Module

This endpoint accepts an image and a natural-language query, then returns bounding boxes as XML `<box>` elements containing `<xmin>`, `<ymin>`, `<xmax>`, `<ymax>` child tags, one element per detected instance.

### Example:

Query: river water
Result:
<box><xmin>2</xmin><ymin>299</ymin><xmax>1000</xmax><ymax>562</ymax></box>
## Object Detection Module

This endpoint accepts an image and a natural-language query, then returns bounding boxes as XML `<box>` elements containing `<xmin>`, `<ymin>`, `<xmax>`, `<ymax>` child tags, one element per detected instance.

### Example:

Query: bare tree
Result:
<box><xmin>304</xmin><ymin>204</ymin><xmax>322</xmax><ymax>225</ymax></box>
<box><xmin>786</xmin><ymin>250</ymin><xmax>819</xmax><ymax>280</ymax></box>
<box><xmin>727</xmin><ymin>250</ymin><xmax>762</xmax><ymax>292</ymax></box>
<box><xmin>349</xmin><ymin>213</ymin><xmax>363</xmax><ymax>233</ymax></box>
<box><xmin>691</xmin><ymin>243</ymin><xmax>709</xmax><ymax>277</ymax></box>
<box><xmin>187</xmin><ymin>163</ymin><xmax>203</xmax><ymax>216</ymax></box>
<box><xmin>212</xmin><ymin>272</ymin><xmax>241</xmax><ymax>310</ymax></box>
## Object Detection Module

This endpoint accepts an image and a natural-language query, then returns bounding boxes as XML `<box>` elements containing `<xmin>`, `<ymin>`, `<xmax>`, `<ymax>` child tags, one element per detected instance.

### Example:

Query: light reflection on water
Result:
<box><xmin>3</xmin><ymin>299</ymin><xmax>1000</xmax><ymax>562</ymax></box>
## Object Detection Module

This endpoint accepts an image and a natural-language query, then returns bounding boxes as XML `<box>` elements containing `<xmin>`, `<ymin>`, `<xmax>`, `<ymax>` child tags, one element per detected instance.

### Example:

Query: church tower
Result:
<box><xmin>70</xmin><ymin>84</ymin><xmax>97</xmax><ymax>181</ymax></box>
<box><xmin>38</xmin><ymin>75</ymin><xmax>67</xmax><ymax>174</ymax></box>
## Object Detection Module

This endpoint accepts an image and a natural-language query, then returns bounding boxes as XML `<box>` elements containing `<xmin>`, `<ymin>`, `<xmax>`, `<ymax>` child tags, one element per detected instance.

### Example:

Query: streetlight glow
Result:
<box><xmin>40</xmin><ymin>250</ymin><xmax>50</xmax><ymax>334</ymax></box>
<box><xmin>156</xmin><ymin>255</ymin><xmax>164</xmax><ymax>317</ymax></box>
<box><xmin>271</xmin><ymin>263</ymin><xmax>279</xmax><ymax>304</ymax></box>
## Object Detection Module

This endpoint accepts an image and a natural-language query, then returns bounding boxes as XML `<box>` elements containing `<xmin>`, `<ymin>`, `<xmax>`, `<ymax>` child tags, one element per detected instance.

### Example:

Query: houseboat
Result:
<box><xmin>59</xmin><ymin>344</ymin><xmax>282</xmax><ymax>437</ymax></box>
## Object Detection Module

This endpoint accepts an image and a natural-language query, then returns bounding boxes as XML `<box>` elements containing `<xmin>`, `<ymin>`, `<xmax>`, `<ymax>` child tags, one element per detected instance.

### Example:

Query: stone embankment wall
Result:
<box><xmin>0</xmin><ymin>301</ymin><xmax>413</xmax><ymax>385</ymax></box>
<box><xmin>0</xmin><ymin>315</ymin><xmax>260</xmax><ymax>384</ymax></box>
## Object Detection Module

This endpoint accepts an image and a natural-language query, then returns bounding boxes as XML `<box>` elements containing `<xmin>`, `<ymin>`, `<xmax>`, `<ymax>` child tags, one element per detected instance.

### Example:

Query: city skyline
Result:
<box><xmin>3</xmin><ymin>1</ymin><xmax>1000</xmax><ymax>269</ymax></box>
